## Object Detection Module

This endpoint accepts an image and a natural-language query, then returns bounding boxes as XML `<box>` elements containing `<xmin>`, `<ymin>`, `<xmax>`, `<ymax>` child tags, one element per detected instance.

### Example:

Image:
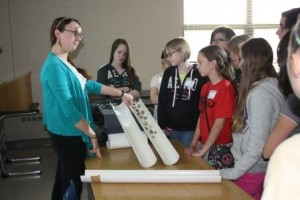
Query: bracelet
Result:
<box><xmin>120</xmin><ymin>90</ymin><xmax>125</xmax><ymax>98</ymax></box>
<box><xmin>90</xmin><ymin>135</ymin><xmax>97</xmax><ymax>139</ymax></box>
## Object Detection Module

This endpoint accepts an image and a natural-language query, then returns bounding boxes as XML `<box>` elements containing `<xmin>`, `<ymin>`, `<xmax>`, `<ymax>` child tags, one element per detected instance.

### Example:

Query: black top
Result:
<box><xmin>158</xmin><ymin>65</ymin><xmax>208</xmax><ymax>131</ymax></box>
<box><xmin>97</xmin><ymin>63</ymin><xmax>142</xmax><ymax>102</ymax></box>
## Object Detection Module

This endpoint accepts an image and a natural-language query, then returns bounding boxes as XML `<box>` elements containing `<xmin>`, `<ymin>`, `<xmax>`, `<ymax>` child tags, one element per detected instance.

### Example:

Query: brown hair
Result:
<box><xmin>67</xmin><ymin>55</ymin><xmax>92</xmax><ymax>80</ymax></box>
<box><xmin>232</xmin><ymin>38</ymin><xmax>277</xmax><ymax>132</ymax></box>
<box><xmin>210</xmin><ymin>26</ymin><xmax>236</xmax><ymax>45</ymax></box>
<box><xmin>199</xmin><ymin>45</ymin><xmax>235</xmax><ymax>82</ymax></box>
<box><xmin>277</xmin><ymin>31</ymin><xmax>293</xmax><ymax>97</ymax></box>
<box><xmin>282</xmin><ymin>8</ymin><xmax>300</xmax><ymax>30</ymax></box>
<box><xmin>50</xmin><ymin>17</ymin><xmax>81</xmax><ymax>47</ymax></box>
<box><xmin>109</xmin><ymin>38</ymin><xmax>138</xmax><ymax>84</ymax></box>
<box><xmin>228</xmin><ymin>34</ymin><xmax>251</xmax><ymax>55</ymax></box>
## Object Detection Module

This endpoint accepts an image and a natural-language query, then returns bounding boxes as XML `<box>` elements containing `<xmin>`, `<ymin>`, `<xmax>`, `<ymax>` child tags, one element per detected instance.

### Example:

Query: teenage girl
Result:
<box><xmin>157</xmin><ymin>37</ymin><xmax>207</xmax><ymax>148</ymax></box>
<box><xmin>185</xmin><ymin>45</ymin><xmax>236</xmax><ymax>170</ymax></box>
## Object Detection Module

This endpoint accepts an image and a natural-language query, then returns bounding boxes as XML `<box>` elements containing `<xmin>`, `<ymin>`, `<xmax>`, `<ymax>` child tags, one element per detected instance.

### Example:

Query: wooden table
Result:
<box><xmin>85</xmin><ymin>142</ymin><xmax>253</xmax><ymax>200</ymax></box>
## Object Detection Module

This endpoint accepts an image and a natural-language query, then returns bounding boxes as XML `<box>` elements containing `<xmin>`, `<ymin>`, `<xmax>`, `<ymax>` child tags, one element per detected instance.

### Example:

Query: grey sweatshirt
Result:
<box><xmin>221</xmin><ymin>78</ymin><xmax>284</xmax><ymax>180</ymax></box>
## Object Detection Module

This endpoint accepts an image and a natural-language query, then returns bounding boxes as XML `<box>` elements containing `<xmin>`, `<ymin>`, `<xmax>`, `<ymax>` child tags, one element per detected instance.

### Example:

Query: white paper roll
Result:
<box><xmin>84</xmin><ymin>169</ymin><xmax>220</xmax><ymax>176</ymax></box>
<box><xmin>80</xmin><ymin>175</ymin><xmax>93</xmax><ymax>183</ymax></box>
<box><xmin>81</xmin><ymin>175</ymin><xmax>221</xmax><ymax>183</ymax></box>
<box><xmin>106</xmin><ymin>133</ymin><xmax>130</xmax><ymax>149</ymax></box>
<box><xmin>111</xmin><ymin>102</ymin><xmax>157</xmax><ymax>168</ymax></box>
<box><xmin>131</xmin><ymin>99</ymin><xmax>180</xmax><ymax>165</ymax></box>
<box><xmin>80</xmin><ymin>170</ymin><xmax>221</xmax><ymax>183</ymax></box>
<box><xmin>106</xmin><ymin>132</ymin><xmax>147</xmax><ymax>149</ymax></box>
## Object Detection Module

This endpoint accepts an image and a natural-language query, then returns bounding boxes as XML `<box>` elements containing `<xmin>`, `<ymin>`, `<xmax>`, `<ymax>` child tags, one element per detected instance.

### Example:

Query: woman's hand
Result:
<box><xmin>122</xmin><ymin>93</ymin><xmax>133</xmax><ymax>106</ymax></box>
<box><xmin>184</xmin><ymin>145</ymin><xmax>195</xmax><ymax>157</ymax></box>
<box><xmin>192</xmin><ymin>149</ymin><xmax>206</xmax><ymax>158</ymax></box>
<box><xmin>185</xmin><ymin>142</ymin><xmax>203</xmax><ymax>157</ymax></box>
<box><xmin>162</xmin><ymin>129</ymin><xmax>170</xmax><ymax>137</ymax></box>
<box><xmin>90</xmin><ymin>138</ymin><xmax>102</xmax><ymax>159</ymax></box>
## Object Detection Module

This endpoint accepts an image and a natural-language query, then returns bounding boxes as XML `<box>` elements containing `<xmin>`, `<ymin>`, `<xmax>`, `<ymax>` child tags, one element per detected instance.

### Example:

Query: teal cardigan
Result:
<box><xmin>40</xmin><ymin>52</ymin><xmax>102</xmax><ymax>144</ymax></box>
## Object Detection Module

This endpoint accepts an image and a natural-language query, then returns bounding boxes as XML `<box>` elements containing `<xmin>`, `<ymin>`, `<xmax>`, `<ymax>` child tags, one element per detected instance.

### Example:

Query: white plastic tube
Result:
<box><xmin>130</xmin><ymin>99</ymin><xmax>180</xmax><ymax>165</ymax></box>
<box><xmin>84</xmin><ymin>169</ymin><xmax>220</xmax><ymax>176</ymax></box>
<box><xmin>111</xmin><ymin>102</ymin><xmax>157</xmax><ymax>168</ymax></box>
<box><xmin>106</xmin><ymin>132</ymin><xmax>147</xmax><ymax>149</ymax></box>
<box><xmin>106</xmin><ymin>133</ymin><xmax>131</xmax><ymax>149</ymax></box>
<box><xmin>80</xmin><ymin>170</ymin><xmax>221</xmax><ymax>183</ymax></box>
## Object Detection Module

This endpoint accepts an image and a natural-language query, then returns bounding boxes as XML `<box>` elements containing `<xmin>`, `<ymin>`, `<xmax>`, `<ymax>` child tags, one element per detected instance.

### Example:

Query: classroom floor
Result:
<box><xmin>0</xmin><ymin>138</ymin><xmax>89</xmax><ymax>200</ymax></box>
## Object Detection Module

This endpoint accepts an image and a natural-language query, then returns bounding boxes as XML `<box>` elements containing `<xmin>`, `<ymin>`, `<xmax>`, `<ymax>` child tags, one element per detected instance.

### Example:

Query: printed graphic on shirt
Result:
<box><xmin>167</xmin><ymin>76</ymin><xmax>198</xmax><ymax>101</ymax></box>
<box><xmin>167</xmin><ymin>76</ymin><xmax>198</xmax><ymax>90</ymax></box>
<box><xmin>199</xmin><ymin>95</ymin><xmax>215</xmax><ymax>115</ymax></box>
<box><xmin>184</xmin><ymin>77</ymin><xmax>196</xmax><ymax>89</ymax></box>
<box><xmin>107</xmin><ymin>69</ymin><xmax>129</xmax><ymax>87</ymax></box>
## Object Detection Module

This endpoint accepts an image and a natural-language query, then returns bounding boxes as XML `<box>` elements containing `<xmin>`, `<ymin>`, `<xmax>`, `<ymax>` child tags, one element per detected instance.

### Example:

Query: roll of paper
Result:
<box><xmin>80</xmin><ymin>170</ymin><xmax>221</xmax><ymax>183</ymax></box>
<box><xmin>106</xmin><ymin>132</ymin><xmax>147</xmax><ymax>149</ymax></box>
<box><xmin>84</xmin><ymin>169</ymin><xmax>220</xmax><ymax>176</ymax></box>
<box><xmin>111</xmin><ymin>102</ymin><xmax>157</xmax><ymax>168</ymax></box>
<box><xmin>106</xmin><ymin>133</ymin><xmax>130</xmax><ymax>149</ymax></box>
<box><xmin>131</xmin><ymin>99</ymin><xmax>180</xmax><ymax>165</ymax></box>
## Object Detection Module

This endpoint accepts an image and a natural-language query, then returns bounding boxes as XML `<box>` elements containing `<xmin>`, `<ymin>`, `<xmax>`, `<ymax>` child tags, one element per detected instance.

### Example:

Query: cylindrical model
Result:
<box><xmin>80</xmin><ymin>169</ymin><xmax>221</xmax><ymax>183</ymax></box>
<box><xmin>131</xmin><ymin>99</ymin><xmax>180</xmax><ymax>165</ymax></box>
<box><xmin>111</xmin><ymin>102</ymin><xmax>157</xmax><ymax>168</ymax></box>
<box><xmin>106</xmin><ymin>132</ymin><xmax>147</xmax><ymax>149</ymax></box>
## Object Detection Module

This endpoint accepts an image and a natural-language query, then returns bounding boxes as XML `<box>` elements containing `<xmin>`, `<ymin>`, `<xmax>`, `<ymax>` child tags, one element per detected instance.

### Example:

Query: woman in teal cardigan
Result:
<box><xmin>40</xmin><ymin>17</ymin><xmax>133</xmax><ymax>200</ymax></box>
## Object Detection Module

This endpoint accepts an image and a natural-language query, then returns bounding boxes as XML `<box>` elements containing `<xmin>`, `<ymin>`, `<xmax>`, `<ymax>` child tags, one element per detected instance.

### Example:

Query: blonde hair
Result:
<box><xmin>228</xmin><ymin>34</ymin><xmax>251</xmax><ymax>55</ymax></box>
<box><xmin>165</xmin><ymin>37</ymin><xmax>191</xmax><ymax>62</ymax></box>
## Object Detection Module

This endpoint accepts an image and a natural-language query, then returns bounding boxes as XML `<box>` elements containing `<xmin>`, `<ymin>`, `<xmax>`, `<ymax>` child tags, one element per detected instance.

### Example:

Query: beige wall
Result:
<box><xmin>0</xmin><ymin>0</ymin><xmax>183</xmax><ymax>107</ymax></box>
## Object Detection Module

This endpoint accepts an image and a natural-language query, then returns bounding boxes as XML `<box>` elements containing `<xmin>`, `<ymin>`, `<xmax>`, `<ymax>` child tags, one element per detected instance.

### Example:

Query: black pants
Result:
<box><xmin>50</xmin><ymin>133</ymin><xmax>86</xmax><ymax>200</ymax></box>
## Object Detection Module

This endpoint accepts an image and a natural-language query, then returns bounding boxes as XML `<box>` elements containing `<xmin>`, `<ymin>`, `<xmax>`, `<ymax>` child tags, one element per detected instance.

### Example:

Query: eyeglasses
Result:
<box><xmin>166</xmin><ymin>50</ymin><xmax>179</xmax><ymax>58</ymax></box>
<box><xmin>212</xmin><ymin>38</ymin><xmax>226</xmax><ymax>43</ymax></box>
<box><xmin>64</xmin><ymin>29</ymin><xmax>84</xmax><ymax>40</ymax></box>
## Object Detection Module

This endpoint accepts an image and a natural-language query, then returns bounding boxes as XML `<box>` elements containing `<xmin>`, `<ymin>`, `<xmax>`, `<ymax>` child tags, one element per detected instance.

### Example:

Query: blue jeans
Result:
<box><xmin>169</xmin><ymin>130</ymin><xmax>194</xmax><ymax>148</ymax></box>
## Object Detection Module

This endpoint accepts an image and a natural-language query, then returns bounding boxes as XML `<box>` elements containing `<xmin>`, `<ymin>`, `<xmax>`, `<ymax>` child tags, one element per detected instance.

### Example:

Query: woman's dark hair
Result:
<box><xmin>50</xmin><ymin>17</ymin><xmax>81</xmax><ymax>46</ymax></box>
<box><xmin>67</xmin><ymin>55</ymin><xmax>92</xmax><ymax>80</ymax></box>
<box><xmin>109</xmin><ymin>38</ymin><xmax>138</xmax><ymax>84</ymax></box>
<box><xmin>288</xmin><ymin>15</ymin><xmax>300</xmax><ymax>55</ymax></box>
<box><xmin>233</xmin><ymin>38</ymin><xmax>277</xmax><ymax>132</ymax></box>
<box><xmin>161</xmin><ymin>49</ymin><xmax>166</xmax><ymax>59</ymax></box>
<box><xmin>210</xmin><ymin>26</ymin><xmax>236</xmax><ymax>45</ymax></box>
<box><xmin>282</xmin><ymin>8</ymin><xmax>300</xmax><ymax>30</ymax></box>
<box><xmin>277</xmin><ymin>30</ymin><xmax>293</xmax><ymax>97</ymax></box>
<box><xmin>51</xmin><ymin>17</ymin><xmax>90</xmax><ymax>79</ymax></box>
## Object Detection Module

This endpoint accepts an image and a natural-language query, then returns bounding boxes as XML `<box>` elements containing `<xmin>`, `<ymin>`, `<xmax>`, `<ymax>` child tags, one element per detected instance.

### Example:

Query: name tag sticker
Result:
<box><xmin>207</xmin><ymin>90</ymin><xmax>217</xmax><ymax>99</ymax></box>
<box><xmin>184</xmin><ymin>78</ymin><xmax>195</xmax><ymax>89</ymax></box>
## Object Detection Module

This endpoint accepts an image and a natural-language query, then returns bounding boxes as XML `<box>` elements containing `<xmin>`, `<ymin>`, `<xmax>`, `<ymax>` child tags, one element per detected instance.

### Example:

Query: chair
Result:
<box><xmin>63</xmin><ymin>180</ymin><xmax>78</xmax><ymax>200</ymax></box>
<box><xmin>0</xmin><ymin>103</ymin><xmax>41</xmax><ymax>178</ymax></box>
